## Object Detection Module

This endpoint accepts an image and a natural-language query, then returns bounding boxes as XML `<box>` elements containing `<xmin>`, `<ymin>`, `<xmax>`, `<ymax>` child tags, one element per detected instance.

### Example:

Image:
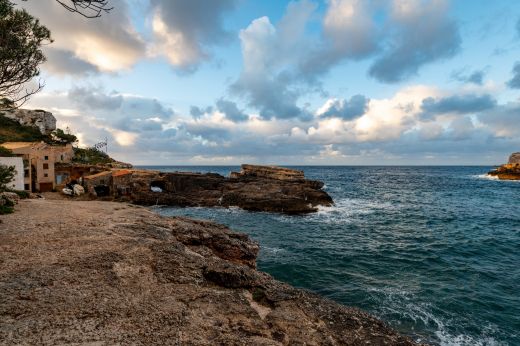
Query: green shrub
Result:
<box><xmin>7</xmin><ymin>189</ymin><xmax>29</xmax><ymax>199</ymax></box>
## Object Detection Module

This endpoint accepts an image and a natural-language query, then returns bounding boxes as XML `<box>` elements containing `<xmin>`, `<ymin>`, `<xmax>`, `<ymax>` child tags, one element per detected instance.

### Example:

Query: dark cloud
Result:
<box><xmin>478</xmin><ymin>102</ymin><xmax>520</xmax><ymax>138</ymax></box>
<box><xmin>69</xmin><ymin>87</ymin><xmax>123</xmax><ymax>110</ymax></box>
<box><xmin>420</xmin><ymin>94</ymin><xmax>496</xmax><ymax>118</ymax></box>
<box><xmin>369</xmin><ymin>3</ymin><xmax>461</xmax><ymax>83</ymax></box>
<box><xmin>215</xmin><ymin>99</ymin><xmax>248</xmax><ymax>122</ymax></box>
<box><xmin>43</xmin><ymin>48</ymin><xmax>100</xmax><ymax>76</ymax></box>
<box><xmin>319</xmin><ymin>95</ymin><xmax>369</xmax><ymax>120</ymax></box>
<box><xmin>150</xmin><ymin>0</ymin><xmax>237</xmax><ymax>71</ymax></box>
<box><xmin>506</xmin><ymin>62</ymin><xmax>520</xmax><ymax>89</ymax></box>
<box><xmin>190</xmin><ymin>106</ymin><xmax>213</xmax><ymax>119</ymax></box>
<box><xmin>452</xmin><ymin>69</ymin><xmax>485</xmax><ymax>85</ymax></box>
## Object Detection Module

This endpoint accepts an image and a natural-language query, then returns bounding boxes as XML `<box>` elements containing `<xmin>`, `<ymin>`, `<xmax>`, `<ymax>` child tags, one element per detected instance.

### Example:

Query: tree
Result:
<box><xmin>0</xmin><ymin>0</ymin><xmax>52</xmax><ymax>109</ymax></box>
<box><xmin>54</xmin><ymin>0</ymin><xmax>112</xmax><ymax>18</ymax></box>
<box><xmin>50</xmin><ymin>128</ymin><xmax>78</xmax><ymax>144</ymax></box>
<box><xmin>0</xmin><ymin>164</ymin><xmax>16</xmax><ymax>192</ymax></box>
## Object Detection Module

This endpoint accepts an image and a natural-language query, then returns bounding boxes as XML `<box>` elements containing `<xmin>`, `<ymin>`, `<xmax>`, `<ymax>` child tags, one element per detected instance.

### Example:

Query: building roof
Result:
<box><xmin>112</xmin><ymin>169</ymin><xmax>132</xmax><ymax>177</ymax></box>
<box><xmin>84</xmin><ymin>171</ymin><xmax>112</xmax><ymax>180</ymax></box>
<box><xmin>1</xmin><ymin>142</ymin><xmax>41</xmax><ymax>150</ymax></box>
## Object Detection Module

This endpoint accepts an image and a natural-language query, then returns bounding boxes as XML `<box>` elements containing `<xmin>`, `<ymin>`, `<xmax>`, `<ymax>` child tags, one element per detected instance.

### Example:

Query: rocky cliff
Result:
<box><xmin>0</xmin><ymin>199</ymin><xmax>422</xmax><ymax>345</ymax></box>
<box><xmin>1</xmin><ymin>108</ymin><xmax>56</xmax><ymax>135</ymax></box>
<box><xmin>508</xmin><ymin>152</ymin><xmax>520</xmax><ymax>164</ymax></box>
<box><xmin>488</xmin><ymin>153</ymin><xmax>520</xmax><ymax>180</ymax></box>
<box><xmin>128</xmin><ymin>166</ymin><xmax>333</xmax><ymax>214</ymax></box>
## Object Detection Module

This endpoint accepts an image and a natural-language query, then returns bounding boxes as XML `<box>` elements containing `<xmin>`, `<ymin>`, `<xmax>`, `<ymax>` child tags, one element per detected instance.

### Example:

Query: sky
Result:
<box><xmin>14</xmin><ymin>0</ymin><xmax>520</xmax><ymax>165</ymax></box>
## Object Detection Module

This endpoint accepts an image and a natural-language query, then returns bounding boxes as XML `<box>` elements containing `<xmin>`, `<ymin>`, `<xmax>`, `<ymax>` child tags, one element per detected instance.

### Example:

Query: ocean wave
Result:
<box><xmin>368</xmin><ymin>286</ymin><xmax>505</xmax><ymax>346</ymax></box>
<box><xmin>473</xmin><ymin>174</ymin><xmax>520</xmax><ymax>182</ymax></box>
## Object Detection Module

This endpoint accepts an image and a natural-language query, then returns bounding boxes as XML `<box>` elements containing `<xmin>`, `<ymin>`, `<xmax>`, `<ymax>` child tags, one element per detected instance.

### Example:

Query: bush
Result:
<box><xmin>6</xmin><ymin>188</ymin><xmax>29</xmax><ymax>199</ymax></box>
<box><xmin>0</xmin><ymin>204</ymin><xmax>13</xmax><ymax>214</ymax></box>
<box><xmin>0</xmin><ymin>164</ymin><xmax>16</xmax><ymax>192</ymax></box>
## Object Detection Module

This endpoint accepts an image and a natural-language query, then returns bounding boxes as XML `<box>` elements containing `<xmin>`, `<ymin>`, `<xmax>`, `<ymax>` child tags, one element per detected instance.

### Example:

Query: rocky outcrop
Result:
<box><xmin>128</xmin><ymin>166</ymin><xmax>333</xmax><ymax>214</ymax></box>
<box><xmin>0</xmin><ymin>199</ymin><xmax>422</xmax><ymax>345</ymax></box>
<box><xmin>488</xmin><ymin>153</ymin><xmax>520</xmax><ymax>180</ymax></box>
<box><xmin>488</xmin><ymin>163</ymin><xmax>520</xmax><ymax>180</ymax></box>
<box><xmin>1</xmin><ymin>108</ymin><xmax>56</xmax><ymax>135</ymax></box>
<box><xmin>508</xmin><ymin>152</ymin><xmax>520</xmax><ymax>164</ymax></box>
<box><xmin>230</xmin><ymin>164</ymin><xmax>305</xmax><ymax>181</ymax></box>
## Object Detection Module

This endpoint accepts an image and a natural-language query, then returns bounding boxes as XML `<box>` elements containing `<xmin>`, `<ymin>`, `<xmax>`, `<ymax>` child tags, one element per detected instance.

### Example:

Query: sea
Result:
<box><xmin>139</xmin><ymin>166</ymin><xmax>520</xmax><ymax>346</ymax></box>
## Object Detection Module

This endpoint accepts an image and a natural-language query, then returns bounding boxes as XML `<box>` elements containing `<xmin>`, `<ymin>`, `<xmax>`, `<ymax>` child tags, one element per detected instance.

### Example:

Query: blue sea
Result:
<box><xmin>140</xmin><ymin>166</ymin><xmax>520</xmax><ymax>346</ymax></box>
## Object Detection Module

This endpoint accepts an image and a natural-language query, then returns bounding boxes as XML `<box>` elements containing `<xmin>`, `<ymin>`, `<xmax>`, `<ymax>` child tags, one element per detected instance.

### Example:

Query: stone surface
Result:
<box><xmin>2</xmin><ymin>108</ymin><xmax>56</xmax><ymax>135</ymax></box>
<box><xmin>508</xmin><ymin>152</ymin><xmax>520</xmax><ymax>164</ymax></box>
<box><xmin>488</xmin><ymin>153</ymin><xmax>520</xmax><ymax>180</ymax></box>
<box><xmin>230</xmin><ymin>164</ymin><xmax>305</xmax><ymax>181</ymax></box>
<box><xmin>488</xmin><ymin>163</ymin><xmax>520</xmax><ymax>180</ymax></box>
<box><xmin>0</xmin><ymin>199</ymin><xmax>422</xmax><ymax>345</ymax></box>
<box><xmin>128</xmin><ymin>168</ymin><xmax>333</xmax><ymax>214</ymax></box>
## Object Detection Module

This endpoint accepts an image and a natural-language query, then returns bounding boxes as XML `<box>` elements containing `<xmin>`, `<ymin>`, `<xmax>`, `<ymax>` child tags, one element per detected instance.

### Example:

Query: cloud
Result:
<box><xmin>420</xmin><ymin>94</ymin><xmax>497</xmax><ymax>118</ymax></box>
<box><xmin>149</xmin><ymin>0</ymin><xmax>237</xmax><ymax>71</ymax></box>
<box><xmin>42</xmin><ymin>48</ymin><xmax>100</xmax><ymax>76</ymax></box>
<box><xmin>190</xmin><ymin>106</ymin><xmax>213</xmax><ymax>119</ymax></box>
<box><xmin>506</xmin><ymin>62</ymin><xmax>520</xmax><ymax>89</ymax></box>
<box><xmin>369</xmin><ymin>0</ymin><xmax>461</xmax><ymax>83</ymax></box>
<box><xmin>301</xmin><ymin>0</ymin><xmax>378</xmax><ymax>76</ymax></box>
<box><xmin>516</xmin><ymin>17</ymin><xmax>520</xmax><ymax>38</ymax></box>
<box><xmin>451</xmin><ymin>69</ymin><xmax>486</xmax><ymax>85</ymax></box>
<box><xmin>478</xmin><ymin>102</ymin><xmax>520</xmax><ymax>138</ymax></box>
<box><xmin>215</xmin><ymin>99</ymin><xmax>248</xmax><ymax>122</ymax></box>
<box><xmin>68</xmin><ymin>86</ymin><xmax>123</xmax><ymax>110</ymax></box>
<box><xmin>17</xmin><ymin>0</ymin><xmax>145</xmax><ymax>73</ymax></box>
<box><xmin>317</xmin><ymin>95</ymin><xmax>369</xmax><ymax>120</ymax></box>
<box><xmin>231</xmin><ymin>1</ymin><xmax>318</xmax><ymax>120</ymax></box>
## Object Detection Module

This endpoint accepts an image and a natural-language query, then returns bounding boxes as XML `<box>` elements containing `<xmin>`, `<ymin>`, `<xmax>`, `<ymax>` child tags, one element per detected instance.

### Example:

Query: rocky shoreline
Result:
<box><xmin>0</xmin><ymin>199</ymin><xmax>422</xmax><ymax>345</ymax></box>
<box><xmin>487</xmin><ymin>152</ymin><xmax>520</xmax><ymax>180</ymax></box>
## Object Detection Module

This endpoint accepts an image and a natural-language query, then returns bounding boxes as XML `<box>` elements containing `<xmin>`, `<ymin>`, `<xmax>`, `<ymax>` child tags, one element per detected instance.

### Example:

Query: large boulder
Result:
<box><xmin>2</xmin><ymin>109</ymin><xmax>56</xmax><ymax>135</ymax></box>
<box><xmin>508</xmin><ymin>152</ymin><xmax>520</xmax><ymax>164</ymax></box>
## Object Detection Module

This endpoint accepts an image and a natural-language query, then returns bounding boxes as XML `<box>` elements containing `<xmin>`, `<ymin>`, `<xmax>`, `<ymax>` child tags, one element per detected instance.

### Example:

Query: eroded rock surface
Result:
<box><xmin>508</xmin><ymin>152</ymin><xmax>520</xmax><ymax>164</ymax></box>
<box><xmin>1</xmin><ymin>108</ymin><xmax>56</xmax><ymax>135</ymax></box>
<box><xmin>129</xmin><ymin>166</ymin><xmax>333</xmax><ymax>214</ymax></box>
<box><xmin>488</xmin><ymin>153</ymin><xmax>520</xmax><ymax>180</ymax></box>
<box><xmin>0</xmin><ymin>199</ymin><xmax>421</xmax><ymax>345</ymax></box>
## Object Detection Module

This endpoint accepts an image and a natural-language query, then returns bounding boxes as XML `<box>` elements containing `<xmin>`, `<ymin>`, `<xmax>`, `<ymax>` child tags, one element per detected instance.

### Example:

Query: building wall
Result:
<box><xmin>0</xmin><ymin>157</ymin><xmax>24</xmax><ymax>190</ymax></box>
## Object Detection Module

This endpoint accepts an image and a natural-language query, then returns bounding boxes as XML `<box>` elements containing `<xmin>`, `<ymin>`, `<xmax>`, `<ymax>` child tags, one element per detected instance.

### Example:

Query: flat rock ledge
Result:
<box><xmin>0</xmin><ymin>200</ymin><xmax>422</xmax><ymax>345</ymax></box>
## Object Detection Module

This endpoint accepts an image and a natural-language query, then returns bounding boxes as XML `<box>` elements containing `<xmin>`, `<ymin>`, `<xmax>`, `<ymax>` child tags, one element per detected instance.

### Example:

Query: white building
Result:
<box><xmin>0</xmin><ymin>157</ymin><xmax>24</xmax><ymax>190</ymax></box>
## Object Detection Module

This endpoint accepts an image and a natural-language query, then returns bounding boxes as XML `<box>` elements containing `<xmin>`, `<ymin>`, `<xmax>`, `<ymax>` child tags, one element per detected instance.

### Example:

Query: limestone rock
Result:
<box><xmin>230</xmin><ymin>164</ymin><xmax>305</xmax><ymax>181</ymax></box>
<box><xmin>508</xmin><ymin>152</ymin><xmax>520</xmax><ymax>164</ymax></box>
<box><xmin>0</xmin><ymin>199</ymin><xmax>422</xmax><ymax>345</ymax></box>
<box><xmin>129</xmin><ymin>167</ymin><xmax>333</xmax><ymax>214</ymax></box>
<box><xmin>487</xmin><ymin>153</ymin><xmax>520</xmax><ymax>180</ymax></box>
<box><xmin>2</xmin><ymin>108</ymin><xmax>56</xmax><ymax>135</ymax></box>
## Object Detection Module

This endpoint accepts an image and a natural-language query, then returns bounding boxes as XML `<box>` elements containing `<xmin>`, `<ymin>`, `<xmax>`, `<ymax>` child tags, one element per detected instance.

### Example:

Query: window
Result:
<box><xmin>24</xmin><ymin>184</ymin><xmax>30</xmax><ymax>191</ymax></box>
<box><xmin>44</xmin><ymin>156</ymin><xmax>49</xmax><ymax>160</ymax></box>
<box><xmin>44</xmin><ymin>173</ymin><xmax>48</xmax><ymax>178</ymax></box>
<box><xmin>43</xmin><ymin>163</ymin><xmax>49</xmax><ymax>170</ymax></box>
<box><xmin>60</xmin><ymin>155</ymin><xmax>64</xmax><ymax>161</ymax></box>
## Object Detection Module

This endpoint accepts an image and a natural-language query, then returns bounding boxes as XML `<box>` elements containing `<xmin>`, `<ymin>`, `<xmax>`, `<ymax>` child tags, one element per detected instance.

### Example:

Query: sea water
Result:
<box><xmin>141</xmin><ymin>166</ymin><xmax>520</xmax><ymax>345</ymax></box>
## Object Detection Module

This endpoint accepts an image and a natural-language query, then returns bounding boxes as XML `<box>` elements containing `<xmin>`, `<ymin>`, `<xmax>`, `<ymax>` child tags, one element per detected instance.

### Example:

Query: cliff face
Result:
<box><xmin>128</xmin><ymin>166</ymin><xmax>333</xmax><ymax>214</ymax></box>
<box><xmin>0</xmin><ymin>199</ymin><xmax>421</xmax><ymax>345</ymax></box>
<box><xmin>1</xmin><ymin>109</ymin><xmax>56</xmax><ymax>135</ymax></box>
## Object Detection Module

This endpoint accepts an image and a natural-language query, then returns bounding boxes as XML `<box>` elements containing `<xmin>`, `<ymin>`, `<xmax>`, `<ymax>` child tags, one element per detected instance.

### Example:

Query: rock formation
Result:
<box><xmin>126</xmin><ymin>165</ymin><xmax>333</xmax><ymax>214</ymax></box>
<box><xmin>508</xmin><ymin>152</ymin><xmax>520</xmax><ymax>164</ymax></box>
<box><xmin>1</xmin><ymin>108</ymin><xmax>56</xmax><ymax>135</ymax></box>
<box><xmin>488</xmin><ymin>153</ymin><xmax>520</xmax><ymax>180</ymax></box>
<box><xmin>0</xmin><ymin>199</ymin><xmax>422</xmax><ymax>345</ymax></box>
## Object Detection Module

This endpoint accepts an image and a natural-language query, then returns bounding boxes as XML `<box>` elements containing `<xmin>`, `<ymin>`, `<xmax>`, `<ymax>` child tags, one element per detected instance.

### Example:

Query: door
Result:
<box><xmin>39</xmin><ymin>183</ymin><xmax>53</xmax><ymax>192</ymax></box>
